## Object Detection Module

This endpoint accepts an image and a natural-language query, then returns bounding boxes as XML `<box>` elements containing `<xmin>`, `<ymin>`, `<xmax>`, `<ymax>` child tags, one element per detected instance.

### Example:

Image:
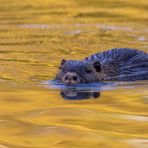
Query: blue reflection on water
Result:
<box><xmin>43</xmin><ymin>80</ymin><xmax>116</xmax><ymax>91</ymax></box>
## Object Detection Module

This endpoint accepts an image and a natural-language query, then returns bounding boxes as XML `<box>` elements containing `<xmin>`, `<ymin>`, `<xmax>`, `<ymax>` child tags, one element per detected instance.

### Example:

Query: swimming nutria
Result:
<box><xmin>55</xmin><ymin>48</ymin><xmax>148</xmax><ymax>84</ymax></box>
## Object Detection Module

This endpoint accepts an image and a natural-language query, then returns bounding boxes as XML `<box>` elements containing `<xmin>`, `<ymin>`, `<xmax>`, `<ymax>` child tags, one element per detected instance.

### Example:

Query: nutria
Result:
<box><xmin>55</xmin><ymin>48</ymin><xmax>148</xmax><ymax>84</ymax></box>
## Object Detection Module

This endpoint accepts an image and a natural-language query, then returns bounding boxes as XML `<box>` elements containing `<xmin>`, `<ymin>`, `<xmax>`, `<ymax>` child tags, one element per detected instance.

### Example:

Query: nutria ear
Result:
<box><xmin>93</xmin><ymin>61</ymin><xmax>101</xmax><ymax>72</ymax></box>
<box><xmin>61</xmin><ymin>59</ymin><xmax>66</xmax><ymax>65</ymax></box>
<box><xmin>59</xmin><ymin>59</ymin><xmax>66</xmax><ymax>69</ymax></box>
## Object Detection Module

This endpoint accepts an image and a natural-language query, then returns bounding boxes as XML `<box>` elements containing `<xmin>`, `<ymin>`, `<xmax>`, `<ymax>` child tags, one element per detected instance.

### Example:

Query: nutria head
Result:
<box><xmin>55</xmin><ymin>59</ymin><xmax>102</xmax><ymax>84</ymax></box>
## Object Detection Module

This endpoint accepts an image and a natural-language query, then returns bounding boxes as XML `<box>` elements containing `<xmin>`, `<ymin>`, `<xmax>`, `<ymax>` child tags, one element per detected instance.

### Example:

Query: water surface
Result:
<box><xmin>0</xmin><ymin>0</ymin><xmax>148</xmax><ymax>147</ymax></box>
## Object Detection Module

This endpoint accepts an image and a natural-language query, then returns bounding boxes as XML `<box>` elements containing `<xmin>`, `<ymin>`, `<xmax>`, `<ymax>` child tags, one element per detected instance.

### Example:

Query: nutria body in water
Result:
<box><xmin>55</xmin><ymin>48</ymin><xmax>148</xmax><ymax>84</ymax></box>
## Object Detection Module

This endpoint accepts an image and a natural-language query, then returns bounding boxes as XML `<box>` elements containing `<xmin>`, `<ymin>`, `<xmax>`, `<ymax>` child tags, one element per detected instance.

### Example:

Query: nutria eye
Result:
<box><xmin>86</xmin><ymin>69</ymin><xmax>92</xmax><ymax>74</ymax></box>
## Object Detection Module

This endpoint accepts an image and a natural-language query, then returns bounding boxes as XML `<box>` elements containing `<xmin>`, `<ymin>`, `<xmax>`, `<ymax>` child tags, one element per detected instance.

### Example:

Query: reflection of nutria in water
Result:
<box><xmin>61</xmin><ymin>90</ymin><xmax>100</xmax><ymax>100</ymax></box>
<box><xmin>55</xmin><ymin>48</ymin><xmax>148</xmax><ymax>84</ymax></box>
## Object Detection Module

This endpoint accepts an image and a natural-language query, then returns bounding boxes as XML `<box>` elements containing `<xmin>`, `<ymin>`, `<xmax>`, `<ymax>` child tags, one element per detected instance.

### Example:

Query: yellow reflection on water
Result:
<box><xmin>0</xmin><ymin>0</ymin><xmax>148</xmax><ymax>147</ymax></box>
<box><xmin>0</xmin><ymin>83</ymin><xmax>148</xmax><ymax>148</ymax></box>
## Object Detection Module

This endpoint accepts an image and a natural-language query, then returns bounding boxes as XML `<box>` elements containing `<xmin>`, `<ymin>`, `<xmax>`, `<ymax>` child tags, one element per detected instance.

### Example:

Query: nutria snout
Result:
<box><xmin>62</xmin><ymin>72</ymin><xmax>80</xmax><ymax>84</ymax></box>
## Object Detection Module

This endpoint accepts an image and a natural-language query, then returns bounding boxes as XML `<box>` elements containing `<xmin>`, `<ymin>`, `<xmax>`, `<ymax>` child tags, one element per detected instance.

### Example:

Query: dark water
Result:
<box><xmin>0</xmin><ymin>0</ymin><xmax>148</xmax><ymax>147</ymax></box>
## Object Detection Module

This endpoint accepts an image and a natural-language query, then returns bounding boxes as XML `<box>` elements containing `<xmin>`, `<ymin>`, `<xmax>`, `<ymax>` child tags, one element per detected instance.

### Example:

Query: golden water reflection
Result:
<box><xmin>0</xmin><ymin>82</ymin><xmax>148</xmax><ymax>147</ymax></box>
<box><xmin>0</xmin><ymin>0</ymin><xmax>148</xmax><ymax>147</ymax></box>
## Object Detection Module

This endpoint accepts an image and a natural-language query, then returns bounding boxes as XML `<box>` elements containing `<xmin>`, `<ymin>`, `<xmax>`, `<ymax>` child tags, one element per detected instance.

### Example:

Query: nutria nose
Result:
<box><xmin>63</xmin><ymin>72</ymin><xmax>80</xmax><ymax>84</ymax></box>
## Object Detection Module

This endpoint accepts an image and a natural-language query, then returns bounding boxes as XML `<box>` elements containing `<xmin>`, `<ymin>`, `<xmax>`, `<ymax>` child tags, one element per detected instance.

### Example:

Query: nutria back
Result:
<box><xmin>84</xmin><ymin>48</ymin><xmax>148</xmax><ymax>81</ymax></box>
<box><xmin>55</xmin><ymin>48</ymin><xmax>148</xmax><ymax>84</ymax></box>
